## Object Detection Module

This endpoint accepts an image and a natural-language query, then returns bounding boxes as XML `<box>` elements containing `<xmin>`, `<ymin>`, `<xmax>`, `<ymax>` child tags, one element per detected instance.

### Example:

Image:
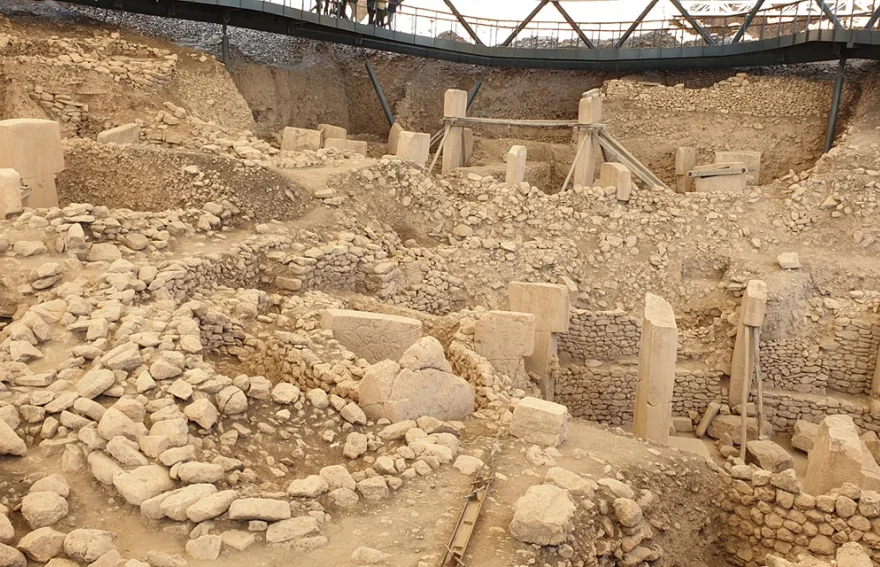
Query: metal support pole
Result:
<box><xmin>501</xmin><ymin>0</ymin><xmax>550</xmax><ymax>46</ymax></box>
<box><xmin>669</xmin><ymin>0</ymin><xmax>716</xmax><ymax>45</ymax></box>
<box><xmin>866</xmin><ymin>6</ymin><xmax>880</xmax><ymax>29</ymax></box>
<box><xmin>466</xmin><ymin>77</ymin><xmax>483</xmax><ymax>110</ymax></box>
<box><xmin>551</xmin><ymin>1</ymin><xmax>596</xmax><ymax>49</ymax></box>
<box><xmin>824</xmin><ymin>57</ymin><xmax>846</xmax><ymax>153</ymax></box>
<box><xmin>442</xmin><ymin>0</ymin><xmax>484</xmax><ymax>45</ymax></box>
<box><xmin>813</xmin><ymin>0</ymin><xmax>844</xmax><ymax>29</ymax></box>
<box><xmin>613</xmin><ymin>0</ymin><xmax>661</xmax><ymax>49</ymax></box>
<box><xmin>733</xmin><ymin>0</ymin><xmax>766</xmax><ymax>43</ymax></box>
<box><xmin>221</xmin><ymin>23</ymin><xmax>229</xmax><ymax>68</ymax></box>
<box><xmin>363</xmin><ymin>55</ymin><xmax>395</xmax><ymax>126</ymax></box>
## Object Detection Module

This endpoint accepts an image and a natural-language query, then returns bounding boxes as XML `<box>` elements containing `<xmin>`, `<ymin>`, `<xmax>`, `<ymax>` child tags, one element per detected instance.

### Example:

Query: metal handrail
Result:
<box><xmin>262</xmin><ymin>0</ymin><xmax>880</xmax><ymax>50</ymax></box>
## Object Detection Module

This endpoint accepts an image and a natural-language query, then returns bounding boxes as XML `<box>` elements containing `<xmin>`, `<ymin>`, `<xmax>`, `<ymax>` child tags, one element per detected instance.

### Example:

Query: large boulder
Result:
<box><xmin>706</xmin><ymin>414</ymin><xmax>772</xmax><ymax>445</ymax></box>
<box><xmin>0</xmin><ymin>419</ymin><xmax>26</xmax><ymax>456</ymax></box>
<box><xmin>359</xmin><ymin>338</ymin><xmax>473</xmax><ymax>423</ymax></box>
<box><xmin>509</xmin><ymin>485</ymin><xmax>575</xmax><ymax>545</ymax></box>
<box><xmin>792</xmin><ymin>420</ymin><xmax>819</xmax><ymax>453</ymax></box>
<box><xmin>112</xmin><ymin>465</ymin><xmax>174</xmax><ymax>506</ymax></box>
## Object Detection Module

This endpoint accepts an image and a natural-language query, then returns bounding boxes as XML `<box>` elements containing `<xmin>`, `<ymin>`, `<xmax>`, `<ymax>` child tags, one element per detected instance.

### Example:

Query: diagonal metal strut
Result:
<box><xmin>501</xmin><ymin>0</ymin><xmax>550</xmax><ymax>47</ymax></box>
<box><xmin>442</xmin><ymin>0</ymin><xmax>485</xmax><ymax>45</ymax></box>
<box><xmin>613</xmin><ymin>0</ymin><xmax>661</xmax><ymax>49</ymax></box>
<box><xmin>551</xmin><ymin>1</ymin><xmax>596</xmax><ymax>49</ymax></box>
<box><xmin>812</xmin><ymin>0</ymin><xmax>844</xmax><ymax>29</ymax></box>
<box><xmin>732</xmin><ymin>0</ymin><xmax>766</xmax><ymax>43</ymax></box>
<box><xmin>669</xmin><ymin>0</ymin><xmax>717</xmax><ymax>45</ymax></box>
<box><xmin>865</xmin><ymin>5</ymin><xmax>880</xmax><ymax>29</ymax></box>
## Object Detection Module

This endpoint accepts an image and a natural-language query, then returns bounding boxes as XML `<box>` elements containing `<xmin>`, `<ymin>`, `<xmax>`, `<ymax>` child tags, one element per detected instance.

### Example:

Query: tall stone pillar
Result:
<box><xmin>675</xmin><ymin>147</ymin><xmax>696</xmax><ymax>193</ymax></box>
<box><xmin>804</xmin><ymin>415</ymin><xmax>863</xmax><ymax>495</ymax></box>
<box><xmin>474</xmin><ymin>310</ymin><xmax>536</xmax><ymax>389</ymax></box>
<box><xmin>505</xmin><ymin>145</ymin><xmax>527</xmax><ymax>186</ymax></box>
<box><xmin>633</xmin><ymin>294</ymin><xmax>678</xmax><ymax>444</ymax></box>
<box><xmin>729</xmin><ymin>280</ymin><xmax>768</xmax><ymax>407</ymax></box>
<box><xmin>442</xmin><ymin>89</ymin><xmax>467</xmax><ymax>174</ymax></box>
<box><xmin>508</xmin><ymin>282</ymin><xmax>571</xmax><ymax>400</ymax></box>
<box><xmin>573</xmin><ymin>93</ymin><xmax>601</xmax><ymax>188</ymax></box>
<box><xmin>0</xmin><ymin>119</ymin><xmax>65</xmax><ymax>209</ymax></box>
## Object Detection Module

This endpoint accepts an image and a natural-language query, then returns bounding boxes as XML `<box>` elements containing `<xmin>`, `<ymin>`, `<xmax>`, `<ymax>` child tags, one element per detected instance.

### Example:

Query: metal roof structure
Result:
<box><xmin>61</xmin><ymin>0</ymin><xmax>880</xmax><ymax>69</ymax></box>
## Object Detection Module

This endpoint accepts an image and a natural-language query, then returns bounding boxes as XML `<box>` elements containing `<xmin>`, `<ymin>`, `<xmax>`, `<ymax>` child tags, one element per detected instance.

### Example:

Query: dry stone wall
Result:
<box><xmin>604</xmin><ymin>74</ymin><xmax>845</xmax><ymax>118</ymax></box>
<box><xmin>556</xmin><ymin>364</ymin><xmax>722</xmax><ymax>424</ymax></box>
<box><xmin>557</xmin><ymin>309</ymin><xmax>640</xmax><ymax>362</ymax></box>
<box><xmin>719</xmin><ymin>467</ymin><xmax>880</xmax><ymax>566</ymax></box>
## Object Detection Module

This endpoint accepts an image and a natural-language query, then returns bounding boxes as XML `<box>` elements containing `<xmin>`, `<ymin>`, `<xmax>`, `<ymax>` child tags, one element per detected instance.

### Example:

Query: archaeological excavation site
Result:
<box><xmin>3</xmin><ymin>0</ymin><xmax>880</xmax><ymax>566</ymax></box>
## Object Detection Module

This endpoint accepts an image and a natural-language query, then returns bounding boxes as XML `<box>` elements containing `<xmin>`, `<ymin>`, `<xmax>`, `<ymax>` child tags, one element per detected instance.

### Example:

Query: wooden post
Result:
<box><xmin>740</xmin><ymin>325</ymin><xmax>752</xmax><ymax>461</ymax></box>
<box><xmin>675</xmin><ymin>147</ymin><xmax>696</xmax><ymax>193</ymax></box>
<box><xmin>753</xmin><ymin>328</ymin><xmax>767</xmax><ymax>440</ymax></box>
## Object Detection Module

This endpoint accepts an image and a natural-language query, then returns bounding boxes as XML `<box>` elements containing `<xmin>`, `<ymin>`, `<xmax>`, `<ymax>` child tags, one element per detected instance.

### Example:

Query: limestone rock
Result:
<box><xmin>509</xmin><ymin>485</ymin><xmax>575</xmax><ymax>545</ymax></box>
<box><xmin>706</xmin><ymin>414</ymin><xmax>772</xmax><ymax>445</ymax></box>
<box><xmin>453</xmin><ymin>455</ymin><xmax>484</xmax><ymax>476</ymax></box>
<box><xmin>265</xmin><ymin>517</ymin><xmax>319</xmax><ymax>543</ymax></box>
<box><xmin>319</xmin><ymin>465</ymin><xmax>356</xmax><ymax>491</ymax></box>
<box><xmin>227</xmin><ymin>498</ymin><xmax>291</xmax><ymax>521</ymax></box>
<box><xmin>321</xmin><ymin>309</ymin><xmax>422</xmax><ymax>363</ymax></box>
<box><xmin>613</xmin><ymin>498</ymin><xmax>643</xmax><ymax>527</ymax></box>
<box><xmin>398</xmin><ymin>337</ymin><xmax>452</xmax><ymax>373</ymax></box>
<box><xmin>287</xmin><ymin>476</ymin><xmax>329</xmax><ymax>498</ymax></box>
<box><xmin>21</xmin><ymin>492</ymin><xmax>68</xmax><ymax>529</ymax></box>
<box><xmin>804</xmin><ymin>415</ymin><xmax>862</xmax><ymax>495</ymax></box>
<box><xmin>186</xmin><ymin>490</ymin><xmax>238</xmax><ymax>523</ymax></box>
<box><xmin>185</xmin><ymin>535</ymin><xmax>220</xmax><ymax>561</ymax></box>
<box><xmin>747</xmin><ymin>439</ymin><xmax>795</xmax><ymax>472</ymax></box>
<box><xmin>359</xmin><ymin>362</ymin><xmax>473</xmax><ymax>423</ymax></box>
<box><xmin>792</xmin><ymin>420</ymin><xmax>819</xmax><ymax>453</ymax></box>
<box><xmin>509</xmin><ymin>397</ymin><xmax>568</xmax><ymax>447</ymax></box>
<box><xmin>113</xmin><ymin>465</ymin><xmax>174</xmax><ymax>506</ymax></box>
<box><xmin>62</xmin><ymin>529</ymin><xmax>115</xmax><ymax>563</ymax></box>
<box><xmin>0</xmin><ymin>543</ymin><xmax>25</xmax><ymax>567</ymax></box>
<box><xmin>17</xmin><ymin>527</ymin><xmax>66</xmax><ymax>562</ymax></box>
<box><xmin>0</xmin><ymin>419</ymin><xmax>26</xmax><ymax>456</ymax></box>
<box><xmin>544</xmin><ymin>467</ymin><xmax>596</xmax><ymax>496</ymax></box>
<box><xmin>351</xmin><ymin>546</ymin><xmax>391</xmax><ymax>564</ymax></box>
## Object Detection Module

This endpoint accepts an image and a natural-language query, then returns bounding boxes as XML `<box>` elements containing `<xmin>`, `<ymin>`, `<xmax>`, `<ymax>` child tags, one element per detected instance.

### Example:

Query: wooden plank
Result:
<box><xmin>445</xmin><ymin>117</ymin><xmax>578</xmax><ymax>128</ymax></box>
<box><xmin>596</xmin><ymin>130</ymin><xmax>668</xmax><ymax>190</ymax></box>
<box><xmin>687</xmin><ymin>167</ymin><xmax>747</xmax><ymax>178</ymax></box>
<box><xmin>440</xmin><ymin>473</ymin><xmax>494</xmax><ymax>567</ymax></box>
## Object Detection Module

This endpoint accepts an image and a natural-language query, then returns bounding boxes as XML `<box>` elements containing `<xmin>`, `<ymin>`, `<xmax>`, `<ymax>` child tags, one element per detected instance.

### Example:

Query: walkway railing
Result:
<box><xmin>254</xmin><ymin>0</ymin><xmax>880</xmax><ymax>50</ymax></box>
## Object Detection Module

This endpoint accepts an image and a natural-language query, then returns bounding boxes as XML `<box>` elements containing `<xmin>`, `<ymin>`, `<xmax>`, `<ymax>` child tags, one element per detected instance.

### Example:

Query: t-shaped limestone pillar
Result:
<box><xmin>0</xmin><ymin>118</ymin><xmax>65</xmax><ymax>208</ymax></box>
<box><xmin>442</xmin><ymin>89</ymin><xmax>468</xmax><ymax>174</ymax></box>
<box><xmin>729</xmin><ymin>280</ymin><xmax>768</xmax><ymax>407</ymax></box>
<box><xmin>633</xmin><ymin>294</ymin><xmax>678</xmax><ymax>444</ymax></box>
<box><xmin>508</xmin><ymin>282</ymin><xmax>571</xmax><ymax>400</ymax></box>
<box><xmin>474</xmin><ymin>310</ymin><xmax>536</xmax><ymax>388</ymax></box>
<box><xmin>804</xmin><ymin>415</ymin><xmax>863</xmax><ymax>495</ymax></box>
<box><xmin>573</xmin><ymin>93</ymin><xmax>601</xmax><ymax>188</ymax></box>
<box><xmin>505</xmin><ymin>145</ymin><xmax>527</xmax><ymax>186</ymax></box>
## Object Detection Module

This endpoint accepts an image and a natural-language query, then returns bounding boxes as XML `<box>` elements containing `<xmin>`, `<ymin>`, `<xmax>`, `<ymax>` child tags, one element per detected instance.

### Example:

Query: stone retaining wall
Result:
<box><xmin>720</xmin><ymin>467</ymin><xmax>880</xmax><ymax>566</ymax></box>
<box><xmin>557</xmin><ymin>309</ymin><xmax>640</xmax><ymax>362</ymax></box>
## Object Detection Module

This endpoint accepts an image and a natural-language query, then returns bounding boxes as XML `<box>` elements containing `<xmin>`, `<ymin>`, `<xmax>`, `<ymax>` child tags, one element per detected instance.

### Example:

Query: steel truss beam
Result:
<box><xmin>865</xmin><ymin>6</ymin><xmax>880</xmax><ymax>29</ymax></box>
<box><xmin>733</xmin><ymin>0</ymin><xmax>766</xmax><ymax>42</ymax></box>
<box><xmin>551</xmin><ymin>1</ymin><xmax>596</xmax><ymax>49</ymax></box>
<box><xmin>813</xmin><ymin>0</ymin><xmax>845</xmax><ymax>28</ymax></box>
<box><xmin>442</xmin><ymin>0</ymin><xmax>484</xmax><ymax>45</ymax></box>
<box><xmin>613</xmin><ymin>0</ymin><xmax>662</xmax><ymax>49</ymax></box>
<box><xmin>669</xmin><ymin>0</ymin><xmax>717</xmax><ymax>44</ymax></box>
<box><xmin>501</xmin><ymin>0</ymin><xmax>550</xmax><ymax>47</ymax></box>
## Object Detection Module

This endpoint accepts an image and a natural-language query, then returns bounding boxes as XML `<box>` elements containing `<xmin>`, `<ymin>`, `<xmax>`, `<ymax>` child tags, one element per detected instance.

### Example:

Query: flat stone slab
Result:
<box><xmin>321</xmin><ymin>309</ymin><xmax>422</xmax><ymax>364</ymax></box>
<box><xmin>746</xmin><ymin>439</ymin><xmax>794</xmax><ymax>472</ymax></box>
<box><xmin>509</xmin><ymin>397</ymin><xmax>568</xmax><ymax>447</ymax></box>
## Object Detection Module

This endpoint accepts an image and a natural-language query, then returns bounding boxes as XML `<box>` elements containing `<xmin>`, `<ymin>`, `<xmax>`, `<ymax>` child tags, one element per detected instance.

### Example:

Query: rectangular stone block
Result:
<box><xmin>474</xmin><ymin>311</ymin><xmax>536</xmax><ymax>360</ymax></box>
<box><xmin>694</xmin><ymin>174</ymin><xmax>747</xmax><ymax>193</ymax></box>
<box><xmin>509</xmin><ymin>396</ymin><xmax>568</xmax><ymax>447</ymax></box>
<box><xmin>387</xmin><ymin>122</ymin><xmax>404</xmax><ymax>155</ymax></box>
<box><xmin>508</xmin><ymin>282</ymin><xmax>570</xmax><ymax>333</ymax></box>
<box><xmin>318</xmin><ymin>124</ymin><xmax>347</xmax><ymax>141</ymax></box>
<box><xmin>598</xmin><ymin>162</ymin><xmax>632</xmax><ymax>201</ymax></box>
<box><xmin>443</xmin><ymin>89</ymin><xmax>467</xmax><ymax>118</ymax></box>
<box><xmin>97</xmin><ymin>123</ymin><xmax>141</xmax><ymax>146</ymax></box>
<box><xmin>676</xmin><ymin>147</ymin><xmax>697</xmax><ymax>193</ymax></box>
<box><xmin>0</xmin><ymin>168</ymin><xmax>22</xmax><ymax>217</ymax></box>
<box><xmin>0</xmin><ymin>118</ymin><xmax>65</xmax><ymax>179</ymax></box>
<box><xmin>321</xmin><ymin>309</ymin><xmax>422</xmax><ymax>364</ymax></box>
<box><xmin>573</xmin><ymin>132</ymin><xmax>596</xmax><ymax>188</ymax></box>
<box><xmin>804</xmin><ymin>415</ymin><xmax>863</xmax><ymax>495</ymax></box>
<box><xmin>578</xmin><ymin>94</ymin><xmax>602</xmax><ymax>124</ymax></box>
<box><xmin>281</xmin><ymin>127</ymin><xmax>322</xmax><ymax>152</ymax></box>
<box><xmin>716</xmin><ymin>151</ymin><xmax>761</xmax><ymax>184</ymax></box>
<box><xmin>526</xmin><ymin>330</ymin><xmax>557</xmax><ymax>399</ymax></box>
<box><xmin>396</xmin><ymin>131</ymin><xmax>430</xmax><ymax>166</ymax></box>
<box><xmin>791</xmin><ymin>419</ymin><xmax>818</xmax><ymax>452</ymax></box>
<box><xmin>323</xmin><ymin>138</ymin><xmax>368</xmax><ymax>156</ymax></box>
<box><xmin>505</xmin><ymin>145</ymin><xmax>527</xmax><ymax>186</ymax></box>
